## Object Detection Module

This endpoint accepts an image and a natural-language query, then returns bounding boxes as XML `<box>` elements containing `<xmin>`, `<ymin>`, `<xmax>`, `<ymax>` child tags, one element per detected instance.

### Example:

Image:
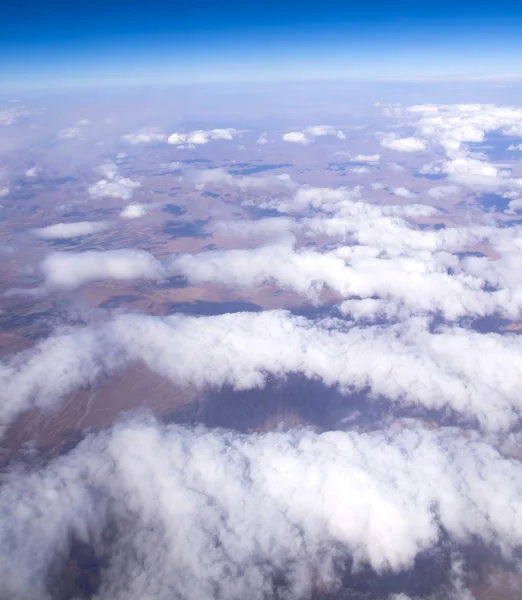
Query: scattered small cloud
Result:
<box><xmin>352</xmin><ymin>154</ymin><xmax>381</xmax><ymax>163</ymax></box>
<box><xmin>380</xmin><ymin>135</ymin><xmax>427</xmax><ymax>152</ymax></box>
<box><xmin>390</xmin><ymin>186</ymin><xmax>417</xmax><ymax>198</ymax></box>
<box><xmin>167</xmin><ymin>128</ymin><xmax>240</xmax><ymax>145</ymax></box>
<box><xmin>120</xmin><ymin>203</ymin><xmax>148</xmax><ymax>219</ymax></box>
<box><xmin>88</xmin><ymin>163</ymin><xmax>141</xmax><ymax>200</ymax></box>
<box><xmin>121</xmin><ymin>130</ymin><xmax>166</xmax><ymax>144</ymax></box>
<box><xmin>58</xmin><ymin>119</ymin><xmax>90</xmax><ymax>139</ymax></box>
<box><xmin>32</xmin><ymin>221</ymin><xmax>109</xmax><ymax>239</ymax></box>
<box><xmin>282</xmin><ymin>131</ymin><xmax>310</xmax><ymax>144</ymax></box>
<box><xmin>283</xmin><ymin>125</ymin><xmax>345</xmax><ymax>144</ymax></box>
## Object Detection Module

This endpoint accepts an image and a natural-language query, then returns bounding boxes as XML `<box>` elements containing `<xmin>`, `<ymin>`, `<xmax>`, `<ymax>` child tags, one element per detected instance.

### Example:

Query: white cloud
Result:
<box><xmin>32</xmin><ymin>221</ymin><xmax>109</xmax><ymax>239</ymax></box>
<box><xmin>1</xmin><ymin>419</ymin><xmax>520</xmax><ymax>599</ymax></box>
<box><xmin>407</xmin><ymin>103</ymin><xmax>522</xmax><ymax>153</ymax></box>
<box><xmin>120</xmin><ymin>203</ymin><xmax>148</xmax><ymax>219</ymax></box>
<box><xmin>211</xmin><ymin>217</ymin><xmax>295</xmax><ymax>243</ymax></box>
<box><xmin>159</xmin><ymin>161</ymin><xmax>181</xmax><ymax>170</ymax></box>
<box><xmin>283</xmin><ymin>126</ymin><xmax>345</xmax><ymax>144</ymax></box>
<box><xmin>167</xmin><ymin>128</ymin><xmax>240</xmax><ymax>145</ymax></box>
<box><xmin>4</xmin><ymin>103</ymin><xmax>522</xmax><ymax>600</ymax></box>
<box><xmin>303</xmin><ymin>125</ymin><xmax>340</xmax><ymax>137</ymax></box>
<box><xmin>40</xmin><ymin>249</ymin><xmax>164</xmax><ymax>290</ymax></box>
<box><xmin>3</xmin><ymin>309</ymin><xmax>522</xmax><ymax>432</ymax></box>
<box><xmin>508</xmin><ymin>143</ymin><xmax>522</xmax><ymax>150</ymax></box>
<box><xmin>162</xmin><ymin>184</ymin><xmax>522</xmax><ymax>327</ymax></box>
<box><xmin>0</xmin><ymin>105</ymin><xmax>35</xmax><ymax>125</ymax></box>
<box><xmin>24</xmin><ymin>167</ymin><xmax>38</xmax><ymax>178</ymax></box>
<box><xmin>352</xmin><ymin>154</ymin><xmax>381</xmax><ymax>163</ymax></box>
<box><xmin>427</xmin><ymin>185</ymin><xmax>461</xmax><ymax>199</ymax></box>
<box><xmin>391</xmin><ymin>187</ymin><xmax>417</xmax><ymax>199</ymax></box>
<box><xmin>88</xmin><ymin>163</ymin><xmax>141</xmax><ymax>200</ymax></box>
<box><xmin>0</xmin><ymin>188</ymin><xmax>8</xmax><ymax>198</ymax></box>
<box><xmin>442</xmin><ymin>156</ymin><xmax>521</xmax><ymax>190</ymax></box>
<box><xmin>380</xmin><ymin>135</ymin><xmax>427</xmax><ymax>153</ymax></box>
<box><xmin>256</xmin><ymin>133</ymin><xmax>268</xmax><ymax>144</ymax></box>
<box><xmin>58</xmin><ymin>119</ymin><xmax>90</xmax><ymax>139</ymax></box>
<box><xmin>121</xmin><ymin>130</ymin><xmax>166</xmax><ymax>144</ymax></box>
<box><xmin>193</xmin><ymin>168</ymin><xmax>295</xmax><ymax>190</ymax></box>
<box><xmin>282</xmin><ymin>131</ymin><xmax>310</xmax><ymax>144</ymax></box>
<box><xmin>383</xmin><ymin>103</ymin><xmax>522</xmax><ymax>192</ymax></box>
<box><xmin>350</xmin><ymin>166</ymin><xmax>371</xmax><ymax>174</ymax></box>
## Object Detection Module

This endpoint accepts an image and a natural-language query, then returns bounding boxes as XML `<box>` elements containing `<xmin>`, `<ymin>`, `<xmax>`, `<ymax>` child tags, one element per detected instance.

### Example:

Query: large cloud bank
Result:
<box><xmin>2</xmin><ymin>309</ymin><xmax>522</xmax><ymax>433</ymax></box>
<box><xmin>1</xmin><ymin>418</ymin><xmax>521</xmax><ymax>600</ymax></box>
<box><xmin>193</xmin><ymin>167</ymin><xmax>295</xmax><ymax>190</ymax></box>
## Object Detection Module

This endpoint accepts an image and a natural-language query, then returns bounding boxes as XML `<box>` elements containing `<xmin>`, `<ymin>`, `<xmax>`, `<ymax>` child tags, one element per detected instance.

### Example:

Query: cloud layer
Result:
<box><xmin>3</xmin><ymin>308</ymin><xmax>522</xmax><ymax>434</ymax></box>
<box><xmin>1</xmin><ymin>418</ymin><xmax>521</xmax><ymax>600</ymax></box>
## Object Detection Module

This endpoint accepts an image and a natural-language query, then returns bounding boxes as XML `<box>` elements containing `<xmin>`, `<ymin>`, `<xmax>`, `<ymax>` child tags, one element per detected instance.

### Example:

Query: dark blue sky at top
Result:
<box><xmin>2</xmin><ymin>0</ymin><xmax>522</xmax><ymax>89</ymax></box>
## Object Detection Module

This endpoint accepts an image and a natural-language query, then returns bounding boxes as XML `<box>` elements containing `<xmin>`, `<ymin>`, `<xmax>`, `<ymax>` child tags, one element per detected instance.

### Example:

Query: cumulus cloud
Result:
<box><xmin>256</xmin><ymin>133</ymin><xmax>268</xmax><ymax>144</ymax></box>
<box><xmin>350</xmin><ymin>166</ymin><xmax>371</xmax><ymax>174</ymax></box>
<box><xmin>168</xmin><ymin>237</ymin><xmax>504</xmax><ymax>323</ymax></box>
<box><xmin>383</xmin><ymin>103</ymin><xmax>522</xmax><ymax>192</ymax></box>
<box><xmin>0</xmin><ymin>418</ymin><xmax>520</xmax><ymax>600</ymax></box>
<box><xmin>40</xmin><ymin>249</ymin><xmax>164</xmax><ymax>290</ymax></box>
<box><xmin>282</xmin><ymin>131</ymin><xmax>310</xmax><ymax>144</ymax></box>
<box><xmin>390</xmin><ymin>186</ymin><xmax>417</xmax><ymax>199</ymax></box>
<box><xmin>167</xmin><ymin>128</ymin><xmax>240</xmax><ymax>145</ymax></box>
<box><xmin>283</xmin><ymin>126</ymin><xmax>345</xmax><ymax>144</ymax></box>
<box><xmin>58</xmin><ymin>119</ymin><xmax>90</xmax><ymax>139</ymax></box>
<box><xmin>380</xmin><ymin>135</ymin><xmax>427</xmax><ymax>153</ymax></box>
<box><xmin>427</xmin><ymin>185</ymin><xmax>461</xmax><ymax>199</ymax></box>
<box><xmin>0</xmin><ymin>187</ymin><xmax>8</xmax><ymax>198</ymax></box>
<box><xmin>88</xmin><ymin>163</ymin><xmax>141</xmax><ymax>200</ymax></box>
<box><xmin>352</xmin><ymin>154</ymin><xmax>381</xmax><ymax>163</ymax></box>
<box><xmin>5</xmin><ymin>100</ymin><xmax>522</xmax><ymax>600</ymax></box>
<box><xmin>120</xmin><ymin>203</ymin><xmax>148</xmax><ymax>219</ymax></box>
<box><xmin>32</xmin><ymin>221</ymin><xmax>109</xmax><ymax>239</ymax></box>
<box><xmin>24</xmin><ymin>167</ymin><xmax>38</xmax><ymax>177</ymax></box>
<box><xmin>158</xmin><ymin>183</ymin><xmax>522</xmax><ymax>327</ymax></box>
<box><xmin>4</xmin><ymin>306</ymin><xmax>522</xmax><ymax>431</ymax></box>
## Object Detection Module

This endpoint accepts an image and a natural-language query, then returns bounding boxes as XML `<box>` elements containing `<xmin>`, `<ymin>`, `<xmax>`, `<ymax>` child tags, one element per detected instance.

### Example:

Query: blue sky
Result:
<box><xmin>2</xmin><ymin>0</ymin><xmax>522</xmax><ymax>89</ymax></box>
